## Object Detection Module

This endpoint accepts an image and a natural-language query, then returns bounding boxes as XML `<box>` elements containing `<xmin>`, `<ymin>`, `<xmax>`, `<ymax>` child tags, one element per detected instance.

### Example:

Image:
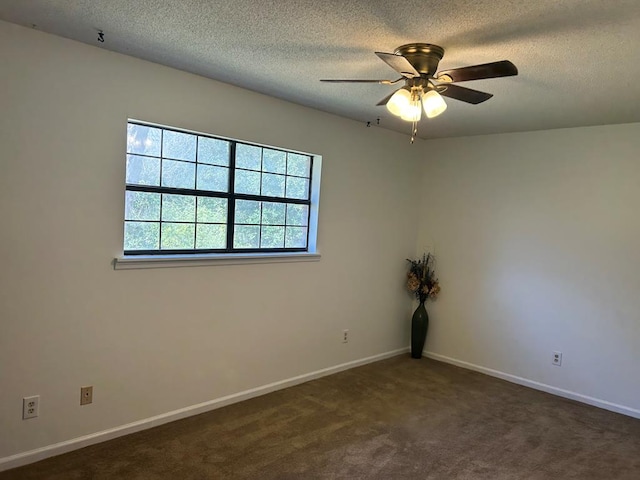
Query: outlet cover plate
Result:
<box><xmin>23</xmin><ymin>395</ymin><xmax>39</xmax><ymax>419</ymax></box>
<box><xmin>552</xmin><ymin>351</ymin><xmax>562</xmax><ymax>366</ymax></box>
<box><xmin>80</xmin><ymin>386</ymin><xmax>93</xmax><ymax>405</ymax></box>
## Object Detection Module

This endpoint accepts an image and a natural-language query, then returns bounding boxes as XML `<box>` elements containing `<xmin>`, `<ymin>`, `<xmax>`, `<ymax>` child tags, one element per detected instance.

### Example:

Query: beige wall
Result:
<box><xmin>0</xmin><ymin>21</ymin><xmax>421</xmax><ymax>461</ymax></box>
<box><xmin>418</xmin><ymin>124</ymin><xmax>640</xmax><ymax>414</ymax></box>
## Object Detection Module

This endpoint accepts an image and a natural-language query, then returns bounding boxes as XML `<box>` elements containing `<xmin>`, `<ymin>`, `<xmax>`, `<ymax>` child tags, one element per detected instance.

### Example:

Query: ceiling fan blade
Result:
<box><xmin>320</xmin><ymin>79</ymin><xmax>394</xmax><ymax>84</ymax></box>
<box><xmin>376</xmin><ymin>90</ymin><xmax>399</xmax><ymax>106</ymax></box>
<box><xmin>437</xmin><ymin>60</ymin><xmax>518</xmax><ymax>83</ymax></box>
<box><xmin>439</xmin><ymin>84</ymin><xmax>493</xmax><ymax>104</ymax></box>
<box><xmin>375</xmin><ymin>52</ymin><xmax>420</xmax><ymax>78</ymax></box>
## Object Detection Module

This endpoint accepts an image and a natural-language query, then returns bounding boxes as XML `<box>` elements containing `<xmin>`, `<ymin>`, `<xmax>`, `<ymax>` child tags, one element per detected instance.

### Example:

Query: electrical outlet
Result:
<box><xmin>342</xmin><ymin>329</ymin><xmax>349</xmax><ymax>343</ymax></box>
<box><xmin>23</xmin><ymin>395</ymin><xmax>39</xmax><ymax>419</ymax></box>
<box><xmin>552</xmin><ymin>351</ymin><xmax>562</xmax><ymax>366</ymax></box>
<box><xmin>80</xmin><ymin>386</ymin><xmax>93</xmax><ymax>405</ymax></box>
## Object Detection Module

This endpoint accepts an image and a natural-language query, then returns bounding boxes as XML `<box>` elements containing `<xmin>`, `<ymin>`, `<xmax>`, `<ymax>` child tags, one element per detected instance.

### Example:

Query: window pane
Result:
<box><xmin>125</xmin><ymin>191</ymin><xmax>160</xmax><ymax>221</ymax></box>
<box><xmin>161</xmin><ymin>223</ymin><xmax>195</xmax><ymax>249</ymax></box>
<box><xmin>261</xmin><ymin>226</ymin><xmax>285</xmax><ymax>248</ymax></box>
<box><xmin>234</xmin><ymin>225</ymin><xmax>260</xmax><ymax>248</ymax></box>
<box><xmin>286</xmin><ymin>204</ymin><xmax>309</xmax><ymax>226</ymax></box>
<box><xmin>236</xmin><ymin>144</ymin><xmax>262</xmax><ymax>170</ymax></box>
<box><xmin>286</xmin><ymin>176</ymin><xmax>310</xmax><ymax>200</ymax></box>
<box><xmin>263</xmin><ymin>149</ymin><xmax>286</xmax><ymax>174</ymax></box>
<box><xmin>196</xmin><ymin>224</ymin><xmax>226</xmax><ymax>249</ymax></box>
<box><xmin>197</xmin><ymin>197</ymin><xmax>227</xmax><ymax>223</ymax></box>
<box><xmin>234</xmin><ymin>169</ymin><xmax>261</xmax><ymax>195</ymax></box>
<box><xmin>162</xmin><ymin>194</ymin><xmax>195</xmax><ymax>222</ymax></box>
<box><xmin>285</xmin><ymin>226</ymin><xmax>308</xmax><ymax>248</ymax></box>
<box><xmin>262</xmin><ymin>202</ymin><xmax>286</xmax><ymax>225</ymax></box>
<box><xmin>125</xmin><ymin>123</ymin><xmax>315</xmax><ymax>254</ymax></box>
<box><xmin>235</xmin><ymin>200</ymin><xmax>261</xmax><ymax>224</ymax></box>
<box><xmin>198</xmin><ymin>137</ymin><xmax>230</xmax><ymax>166</ymax></box>
<box><xmin>163</xmin><ymin>130</ymin><xmax>196</xmax><ymax>161</ymax></box>
<box><xmin>161</xmin><ymin>159</ymin><xmax>196</xmax><ymax>189</ymax></box>
<box><xmin>197</xmin><ymin>164</ymin><xmax>228</xmax><ymax>192</ymax></box>
<box><xmin>127</xmin><ymin>124</ymin><xmax>161</xmax><ymax>156</ymax></box>
<box><xmin>124</xmin><ymin>221</ymin><xmax>159</xmax><ymax>250</ymax></box>
<box><xmin>126</xmin><ymin>155</ymin><xmax>160</xmax><ymax>186</ymax></box>
<box><xmin>262</xmin><ymin>173</ymin><xmax>285</xmax><ymax>198</ymax></box>
<box><xmin>287</xmin><ymin>153</ymin><xmax>311</xmax><ymax>177</ymax></box>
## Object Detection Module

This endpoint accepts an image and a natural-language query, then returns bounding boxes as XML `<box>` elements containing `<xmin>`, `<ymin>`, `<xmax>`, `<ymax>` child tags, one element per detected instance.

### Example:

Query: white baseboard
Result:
<box><xmin>424</xmin><ymin>350</ymin><xmax>640</xmax><ymax>420</ymax></box>
<box><xmin>0</xmin><ymin>347</ymin><xmax>409</xmax><ymax>472</ymax></box>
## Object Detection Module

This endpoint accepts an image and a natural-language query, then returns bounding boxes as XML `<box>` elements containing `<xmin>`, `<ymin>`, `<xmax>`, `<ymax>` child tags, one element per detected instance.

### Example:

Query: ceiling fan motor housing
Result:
<box><xmin>394</xmin><ymin>43</ymin><xmax>445</xmax><ymax>77</ymax></box>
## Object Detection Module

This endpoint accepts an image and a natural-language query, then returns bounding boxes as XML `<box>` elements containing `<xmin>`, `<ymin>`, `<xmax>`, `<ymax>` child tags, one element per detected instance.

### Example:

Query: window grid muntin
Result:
<box><xmin>125</xmin><ymin>122</ymin><xmax>312</xmax><ymax>255</ymax></box>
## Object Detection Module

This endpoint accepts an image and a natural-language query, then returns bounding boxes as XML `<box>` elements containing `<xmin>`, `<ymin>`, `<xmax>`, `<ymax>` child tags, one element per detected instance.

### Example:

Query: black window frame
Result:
<box><xmin>124</xmin><ymin>121</ymin><xmax>313</xmax><ymax>256</ymax></box>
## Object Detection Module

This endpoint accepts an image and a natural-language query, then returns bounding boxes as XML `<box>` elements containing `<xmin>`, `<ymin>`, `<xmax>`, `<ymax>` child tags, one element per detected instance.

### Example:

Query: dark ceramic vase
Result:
<box><xmin>411</xmin><ymin>300</ymin><xmax>429</xmax><ymax>359</ymax></box>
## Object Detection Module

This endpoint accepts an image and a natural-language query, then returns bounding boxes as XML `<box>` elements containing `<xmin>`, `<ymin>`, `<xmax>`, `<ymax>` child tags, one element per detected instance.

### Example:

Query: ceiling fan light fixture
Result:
<box><xmin>386</xmin><ymin>88</ymin><xmax>411</xmax><ymax>116</ymax></box>
<box><xmin>422</xmin><ymin>90</ymin><xmax>447</xmax><ymax>118</ymax></box>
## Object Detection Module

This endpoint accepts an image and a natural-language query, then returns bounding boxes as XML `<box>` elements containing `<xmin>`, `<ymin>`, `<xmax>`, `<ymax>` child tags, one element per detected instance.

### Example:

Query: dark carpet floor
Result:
<box><xmin>2</xmin><ymin>355</ymin><xmax>640</xmax><ymax>479</ymax></box>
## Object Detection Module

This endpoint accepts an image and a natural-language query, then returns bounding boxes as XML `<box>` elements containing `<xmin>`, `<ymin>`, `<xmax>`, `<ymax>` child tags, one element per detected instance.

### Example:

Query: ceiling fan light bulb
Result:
<box><xmin>386</xmin><ymin>88</ymin><xmax>411</xmax><ymax>116</ymax></box>
<box><xmin>422</xmin><ymin>90</ymin><xmax>447</xmax><ymax>118</ymax></box>
<box><xmin>400</xmin><ymin>103</ymin><xmax>422</xmax><ymax>122</ymax></box>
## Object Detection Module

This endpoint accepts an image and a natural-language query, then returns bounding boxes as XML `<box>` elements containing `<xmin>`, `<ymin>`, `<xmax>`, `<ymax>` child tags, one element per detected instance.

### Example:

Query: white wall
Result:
<box><xmin>418</xmin><ymin>123</ymin><xmax>640</xmax><ymax>414</ymax></box>
<box><xmin>0</xmin><ymin>21</ymin><xmax>421</xmax><ymax>461</ymax></box>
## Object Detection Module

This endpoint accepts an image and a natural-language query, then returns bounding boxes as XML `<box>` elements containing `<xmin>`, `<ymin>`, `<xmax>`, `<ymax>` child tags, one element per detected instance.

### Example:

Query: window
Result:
<box><xmin>123</xmin><ymin>121</ymin><xmax>317</xmax><ymax>256</ymax></box>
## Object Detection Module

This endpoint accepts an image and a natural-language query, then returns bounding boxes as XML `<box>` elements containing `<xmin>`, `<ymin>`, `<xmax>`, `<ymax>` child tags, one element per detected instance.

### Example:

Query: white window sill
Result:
<box><xmin>113</xmin><ymin>252</ymin><xmax>321</xmax><ymax>270</ymax></box>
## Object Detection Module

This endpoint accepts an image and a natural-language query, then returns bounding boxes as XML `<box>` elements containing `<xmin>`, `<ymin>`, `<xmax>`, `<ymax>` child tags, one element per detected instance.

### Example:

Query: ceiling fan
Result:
<box><xmin>321</xmin><ymin>43</ymin><xmax>518</xmax><ymax>142</ymax></box>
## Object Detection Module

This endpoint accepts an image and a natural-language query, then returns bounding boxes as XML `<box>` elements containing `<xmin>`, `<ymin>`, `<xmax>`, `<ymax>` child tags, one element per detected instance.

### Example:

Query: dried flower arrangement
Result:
<box><xmin>406</xmin><ymin>253</ymin><xmax>441</xmax><ymax>303</ymax></box>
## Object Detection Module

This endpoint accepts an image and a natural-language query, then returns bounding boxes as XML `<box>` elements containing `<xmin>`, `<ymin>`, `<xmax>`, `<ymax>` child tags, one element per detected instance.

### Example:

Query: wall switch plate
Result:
<box><xmin>552</xmin><ymin>351</ymin><xmax>562</xmax><ymax>366</ymax></box>
<box><xmin>342</xmin><ymin>329</ymin><xmax>349</xmax><ymax>343</ymax></box>
<box><xmin>80</xmin><ymin>386</ymin><xmax>93</xmax><ymax>405</ymax></box>
<box><xmin>23</xmin><ymin>395</ymin><xmax>39</xmax><ymax>419</ymax></box>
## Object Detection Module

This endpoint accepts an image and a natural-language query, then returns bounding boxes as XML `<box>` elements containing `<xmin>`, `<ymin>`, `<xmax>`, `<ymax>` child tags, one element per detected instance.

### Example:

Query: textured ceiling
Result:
<box><xmin>1</xmin><ymin>0</ymin><xmax>639</xmax><ymax>139</ymax></box>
